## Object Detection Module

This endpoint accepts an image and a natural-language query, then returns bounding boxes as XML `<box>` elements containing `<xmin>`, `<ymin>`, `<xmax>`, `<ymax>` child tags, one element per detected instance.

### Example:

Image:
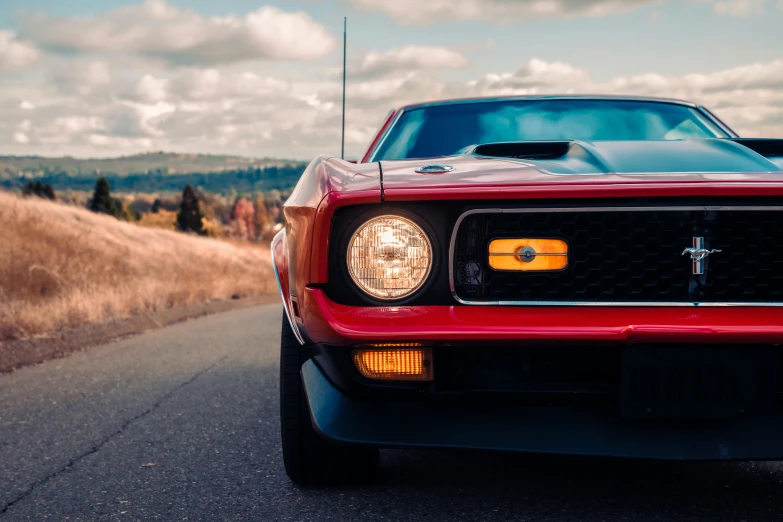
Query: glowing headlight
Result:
<box><xmin>347</xmin><ymin>215</ymin><xmax>432</xmax><ymax>300</ymax></box>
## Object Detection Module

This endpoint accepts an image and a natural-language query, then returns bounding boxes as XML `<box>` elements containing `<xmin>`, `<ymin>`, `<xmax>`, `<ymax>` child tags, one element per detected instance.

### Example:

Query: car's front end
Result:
<box><xmin>274</xmin><ymin>96</ymin><xmax>783</xmax><ymax>485</ymax></box>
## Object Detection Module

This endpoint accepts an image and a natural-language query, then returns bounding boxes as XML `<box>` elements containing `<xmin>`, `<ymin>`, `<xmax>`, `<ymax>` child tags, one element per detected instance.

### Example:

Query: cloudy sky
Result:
<box><xmin>1</xmin><ymin>0</ymin><xmax>781</xmax><ymax>160</ymax></box>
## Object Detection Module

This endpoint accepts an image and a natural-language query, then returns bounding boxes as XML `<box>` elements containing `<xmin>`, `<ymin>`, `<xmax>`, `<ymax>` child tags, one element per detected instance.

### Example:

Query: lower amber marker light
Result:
<box><xmin>352</xmin><ymin>346</ymin><xmax>433</xmax><ymax>381</ymax></box>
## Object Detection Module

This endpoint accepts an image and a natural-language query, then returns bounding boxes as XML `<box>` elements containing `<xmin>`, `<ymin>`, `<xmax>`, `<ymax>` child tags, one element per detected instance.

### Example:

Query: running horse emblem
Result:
<box><xmin>682</xmin><ymin>237</ymin><xmax>722</xmax><ymax>275</ymax></box>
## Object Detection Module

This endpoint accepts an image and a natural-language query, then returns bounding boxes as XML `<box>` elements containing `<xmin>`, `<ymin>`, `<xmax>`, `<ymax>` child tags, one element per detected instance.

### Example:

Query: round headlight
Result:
<box><xmin>347</xmin><ymin>215</ymin><xmax>433</xmax><ymax>300</ymax></box>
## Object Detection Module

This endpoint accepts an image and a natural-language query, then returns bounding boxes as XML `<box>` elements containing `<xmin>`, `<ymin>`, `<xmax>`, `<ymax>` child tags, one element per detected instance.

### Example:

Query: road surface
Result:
<box><xmin>1</xmin><ymin>304</ymin><xmax>782</xmax><ymax>521</ymax></box>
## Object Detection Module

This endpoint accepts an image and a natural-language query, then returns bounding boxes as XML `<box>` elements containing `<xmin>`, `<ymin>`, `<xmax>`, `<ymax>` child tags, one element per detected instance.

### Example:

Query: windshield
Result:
<box><xmin>373</xmin><ymin>99</ymin><xmax>729</xmax><ymax>161</ymax></box>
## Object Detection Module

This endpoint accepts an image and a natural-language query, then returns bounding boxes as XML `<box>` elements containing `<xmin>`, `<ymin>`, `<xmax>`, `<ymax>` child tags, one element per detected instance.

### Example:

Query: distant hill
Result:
<box><xmin>0</xmin><ymin>152</ymin><xmax>308</xmax><ymax>194</ymax></box>
<box><xmin>0</xmin><ymin>152</ymin><xmax>297</xmax><ymax>177</ymax></box>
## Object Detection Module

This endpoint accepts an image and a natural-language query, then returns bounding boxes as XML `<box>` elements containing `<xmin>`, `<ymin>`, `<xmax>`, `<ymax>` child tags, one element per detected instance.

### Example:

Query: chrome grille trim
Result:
<box><xmin>448</xmin><ymin>205</ymin><xmax>783</xmax><ymax>307</ymax></box>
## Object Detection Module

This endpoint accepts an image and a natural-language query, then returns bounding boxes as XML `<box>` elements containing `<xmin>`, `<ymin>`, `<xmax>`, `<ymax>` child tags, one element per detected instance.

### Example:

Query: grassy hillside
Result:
<box><xmin>0</xmin><ymin>191</ymin><xmax>275</xmax><ymax>341</ymax></box>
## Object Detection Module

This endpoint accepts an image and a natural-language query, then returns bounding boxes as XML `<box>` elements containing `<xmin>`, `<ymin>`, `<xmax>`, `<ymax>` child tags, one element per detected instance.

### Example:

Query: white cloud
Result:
<box><xmin>120</xmin><ymin>101</ymin><xmax>177</xmax><ymax>137</ymax></box>
<box><xmin>135</xmin><ymin>75</ymin><xmax>169</xmax><ymax>104</ymax></box>
<box><xmin>86</xmin><ymin>134</ymin><xmax>154</xmax><ymax>149</ymax></box>
<box><xmin>351</xmin><ymin>45</ymin><xmax>469</xmax><ymax>79</ymax></box>
<box><xmin>472</xmin><ymin>58</ymin><xmax>591</xmax><ymax>93</ymax></box>
<box><xmin>169</xmin><ymin>69</ymin><xmax>291</xmax><ymax>101</ymax></box>
<box><xmin>713</xmin><ymin>0</ymin><xmax>765</xmax><ymax>16</ymax></box>
<box><xmin>314</xmin><ymin>57</ymin><xmax>783</xmax><ymax>149</ymax></box>
<box><xmin>1</xmin><ymin>0</ymin><xmax>781</xmax><ymax>162</ymax></box>
<box><xmin>2</xmin><ymin>57</ymin><xmax>782</xmax><ymax>159</ymax></box>
<box><xmin>684</xmin><ymin>60</ymin><xmax>783</xmax><ymax>92</ymax></box>
<box><xmin>22</xmin><ymin>0</ymin><xmax>336</xmax><ymax>65</ymax></box>
<box><xmin>0</xmin><ymin>31</ymin><xmax>39</xmax><ymax>73</ymax></box>
<box><xmin>53</xmin><ymin>116</ymin><xmax>105</xmax><ymax>135</ymax></box>
<box><xmin>345</xmin><ymin>0</ymin><xmax>660</xmax><ymax>25</ymax></box>
<box><xmin>52</xmin><ymin>61</ymin><xmax>113</xmax><ymax>97</ymax></box>
<box><xmin>0</xmin><ymin>63</ymin><xmax>319</xmax><ymax>157</ymax></box>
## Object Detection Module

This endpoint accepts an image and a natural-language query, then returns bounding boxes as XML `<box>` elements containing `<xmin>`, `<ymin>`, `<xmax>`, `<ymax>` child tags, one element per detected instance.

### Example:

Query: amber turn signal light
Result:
<box><xmin>488</xmin><ymin>239</ymin><xmax>568</xmax><ymax>271</ymax></box>
<box><xmin>352</xmin><ymin>346</ymin><xmax>433</xmax><ymax>381</ymax></box>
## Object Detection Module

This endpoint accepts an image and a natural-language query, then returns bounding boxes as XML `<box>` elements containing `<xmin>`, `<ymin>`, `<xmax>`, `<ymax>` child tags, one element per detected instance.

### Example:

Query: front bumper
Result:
<box><xmin>302</xmin><ymin>359</ymin><xmax>783</xmax><ymax>460</ymax></box>
<box><xmin>302</xmin><ymin>288</ymin><xmax>783</xmax><ymax>345</ymax></box>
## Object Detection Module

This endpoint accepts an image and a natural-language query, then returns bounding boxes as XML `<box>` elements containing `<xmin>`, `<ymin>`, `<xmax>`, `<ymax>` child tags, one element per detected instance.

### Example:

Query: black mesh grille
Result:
<box><xmin>452</xmin><ymin>208</ymin><xmax>783</xmax><ymax>303</ymax></box>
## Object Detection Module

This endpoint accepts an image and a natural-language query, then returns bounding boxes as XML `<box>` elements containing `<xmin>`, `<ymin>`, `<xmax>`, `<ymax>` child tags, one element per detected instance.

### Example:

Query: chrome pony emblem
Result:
<box><xmin>682</xmin><ymin>237</ymin><xmax>722</xmax><ymax>275</ymax></box>
<box><xmin>414</xmin><ymin>164</ymin><xmax>455</xmax><ymax>174</ymax></box>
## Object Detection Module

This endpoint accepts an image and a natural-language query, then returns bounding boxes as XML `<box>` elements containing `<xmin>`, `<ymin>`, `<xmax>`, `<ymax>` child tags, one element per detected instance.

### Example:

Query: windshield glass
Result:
<box><xmin>373</xmin><ymin>99</ymin><xmax>729</xmax><ymax>161</ymax></box>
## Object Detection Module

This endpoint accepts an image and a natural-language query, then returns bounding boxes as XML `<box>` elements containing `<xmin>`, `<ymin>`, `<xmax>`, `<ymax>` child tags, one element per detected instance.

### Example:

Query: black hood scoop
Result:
<box><xmin>731</xmin><ymin>138</ymin><xmax>783</xmax><ymax>159</ymax></box>
<box><xmin>465</xmin><ymin>139</ymin><xmax>783</xmax><ymax>174</ymax></box>
<box><xmin>471</xmin><ymin>141</ymin><xmax>572</xmax><ymax>160</ymax></box>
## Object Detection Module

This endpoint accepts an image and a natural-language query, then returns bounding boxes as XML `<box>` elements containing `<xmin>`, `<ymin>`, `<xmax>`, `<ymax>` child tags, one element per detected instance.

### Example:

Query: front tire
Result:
<box><xmin>279</xmin><ymin>311</ymin><xmax>379</xmax><ymax>486</ymax></box>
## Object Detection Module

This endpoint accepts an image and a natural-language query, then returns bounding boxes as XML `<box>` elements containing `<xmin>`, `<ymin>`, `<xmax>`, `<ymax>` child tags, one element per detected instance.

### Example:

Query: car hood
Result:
<box><xmin>378</xmin><ymin>139</ymin><xmax>783</xmax><ymax>192</ymax></box>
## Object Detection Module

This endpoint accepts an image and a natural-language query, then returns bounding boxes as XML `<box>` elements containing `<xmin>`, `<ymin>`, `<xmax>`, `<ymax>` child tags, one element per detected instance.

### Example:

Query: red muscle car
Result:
<box><xmin>272</xmin><ymin>95</ymin><xmax>783</xmax><ymax>485</ymax></box>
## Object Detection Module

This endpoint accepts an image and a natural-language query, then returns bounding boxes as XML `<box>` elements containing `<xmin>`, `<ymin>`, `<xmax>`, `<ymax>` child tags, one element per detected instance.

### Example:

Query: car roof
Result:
<box><xmin>396</xmin><ymin>94</ymin><xmax>698</xmax><ymax>112</ymax></box>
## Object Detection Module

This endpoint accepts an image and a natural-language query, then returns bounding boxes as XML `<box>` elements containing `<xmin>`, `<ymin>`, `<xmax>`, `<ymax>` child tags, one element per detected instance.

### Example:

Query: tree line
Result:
<box><xmin>82</xmin><ymin>176</ymin><xmax>285</xmax><ymax>240</ymax></box>
<box><xmin>3</xmin><ymin>165</ymin><xmax>306</xmax><ymax>194</ymax></box>
<box><xmin>22</xmin><ymin>180</ymin><xmax>56</xmax><ymax>200</ymax></box>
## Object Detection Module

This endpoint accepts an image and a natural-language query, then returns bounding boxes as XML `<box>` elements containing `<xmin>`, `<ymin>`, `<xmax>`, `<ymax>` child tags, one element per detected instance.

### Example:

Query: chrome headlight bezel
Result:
<box><xmin>346</xmin><ymin>214</ymin><xmax>434</xmax><ymax>301</ymax></box>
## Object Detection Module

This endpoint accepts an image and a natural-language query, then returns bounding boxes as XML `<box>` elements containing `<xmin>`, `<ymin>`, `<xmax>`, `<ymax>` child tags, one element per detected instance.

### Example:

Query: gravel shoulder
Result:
<box><xmin>0</xmin><ymin>295</ymin><xmax>278</xmax><ymax>373</ymax></box>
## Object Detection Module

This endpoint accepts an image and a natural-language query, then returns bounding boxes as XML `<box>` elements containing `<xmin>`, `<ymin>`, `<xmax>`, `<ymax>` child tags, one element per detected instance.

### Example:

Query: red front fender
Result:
<box><xmin>272</xmin><ymin>229</ymin><xmax>304</xmax><ymax>344</ymax></box>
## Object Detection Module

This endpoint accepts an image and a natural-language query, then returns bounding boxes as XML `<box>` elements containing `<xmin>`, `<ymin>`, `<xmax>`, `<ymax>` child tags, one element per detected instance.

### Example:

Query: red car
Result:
<box><xmin>272</xmin><ymin>95</ymin><xmax>783</xmax><ymax>485</ymax></box>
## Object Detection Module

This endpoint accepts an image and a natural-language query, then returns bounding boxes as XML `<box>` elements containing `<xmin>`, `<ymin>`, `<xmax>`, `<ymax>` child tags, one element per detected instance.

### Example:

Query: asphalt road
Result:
<box><xmin>2</xmin><ymin>304</ymin><xmax>783</xmax><ymax>521</ymax></box>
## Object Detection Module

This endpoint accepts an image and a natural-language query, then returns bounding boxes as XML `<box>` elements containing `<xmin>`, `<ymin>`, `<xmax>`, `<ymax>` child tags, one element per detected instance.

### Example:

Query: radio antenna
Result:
<box><xmin>341</xmin><ymin>16</ymin><xmax>347</xmax><ymax>160</ymax></box>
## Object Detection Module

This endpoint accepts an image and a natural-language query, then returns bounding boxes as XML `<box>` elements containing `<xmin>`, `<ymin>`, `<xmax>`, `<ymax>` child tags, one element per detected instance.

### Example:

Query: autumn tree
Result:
<box><xmin>176</xmin><ymin>185</ymin><xmax>205</xmax><ymax>235</ymax></box>
<box><xmin>265</xmin><ymin>190</ymin><xmax>283</xmax><ymax>224</ymax></box>
<box><xmin>231</xmin><ymin>197</ymin><xmax>255</xmax><ymax>240</ymax></box>
<box><xmin>253</xmin><ymin>193</ymin><xmax>271</xmax><ymax>237</ymax></box>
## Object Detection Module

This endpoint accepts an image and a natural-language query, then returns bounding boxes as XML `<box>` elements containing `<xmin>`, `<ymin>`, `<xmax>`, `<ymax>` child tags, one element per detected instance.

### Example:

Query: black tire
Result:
<box><xmin>279</xmin><ymin>311</ymin><xmax>379</xmax><ymax>486</ymax></box>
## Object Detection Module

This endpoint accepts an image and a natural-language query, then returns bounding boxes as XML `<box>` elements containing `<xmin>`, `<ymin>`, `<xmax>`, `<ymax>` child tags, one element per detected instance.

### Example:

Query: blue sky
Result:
<box><xmin>1</xmin><ymin>0</ymin><xmax>781</xmax><ymax>159</ymax></box>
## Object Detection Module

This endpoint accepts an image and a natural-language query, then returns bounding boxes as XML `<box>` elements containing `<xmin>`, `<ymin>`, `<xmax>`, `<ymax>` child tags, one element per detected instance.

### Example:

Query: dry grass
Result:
<box><xmin>0</xmin><ymin>191</ymin><xmax>275</xmax><ymax>342</ymax></box>
<box><xmin>137</xmin><ymin>209</ymin><xmax>178</xmax><ymax>230</ymax></box>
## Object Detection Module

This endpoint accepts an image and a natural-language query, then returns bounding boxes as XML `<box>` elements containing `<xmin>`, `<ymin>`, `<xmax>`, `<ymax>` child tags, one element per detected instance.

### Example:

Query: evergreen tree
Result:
<box><xmin>21</xmin><ymin>181</ymin><xmax>56</xmax><ymax>200</ymax></box>
<box><xmin>43</xmin><ymin>183</ymin><xmax>56</xmax><ymax>200</ymax></box>
<box><xmin>89</xmin><ymin>176</ymin><xmax>120</xmax><ymax>217</ymax></box>
<box><xmin>177</xmin><ymin>185</ymin><xmax>205</xmax><ymax>235</ymax></box>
